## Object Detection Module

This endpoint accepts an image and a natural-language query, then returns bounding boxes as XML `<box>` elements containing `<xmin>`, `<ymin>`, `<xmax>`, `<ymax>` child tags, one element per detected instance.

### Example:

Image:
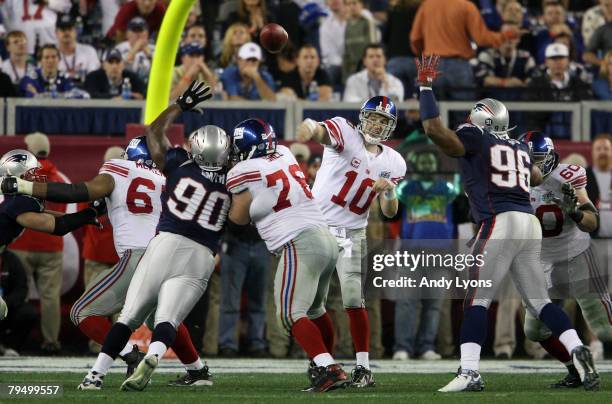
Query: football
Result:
<box><xmin>259</xmin><ymin>23</ymin><xmax>288</xmax><ymax>54</ymax></box>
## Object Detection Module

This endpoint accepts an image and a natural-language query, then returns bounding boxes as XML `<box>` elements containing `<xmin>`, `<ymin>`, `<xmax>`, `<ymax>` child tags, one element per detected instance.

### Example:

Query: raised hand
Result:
<box><xmin>176</xmin><ymin>80</ymin><xmax>213</xmax><ymax>112</ymax></box>
<box><xmin>551</xmin><ymin>183</ymin><xmax>579</xmax><ymax>216</ymax></box>
<box><xmin>415</xmin><ymin>54</ymin><xmax>440</xmax><ymax>87</ymax></box>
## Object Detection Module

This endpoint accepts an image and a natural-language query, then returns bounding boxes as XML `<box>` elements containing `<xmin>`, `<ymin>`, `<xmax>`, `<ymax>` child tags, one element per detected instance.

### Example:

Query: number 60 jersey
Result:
<box><xmin>99</xmin><ymin>158</ymin><xmax>166</xmax><ymax>256</ymax></box>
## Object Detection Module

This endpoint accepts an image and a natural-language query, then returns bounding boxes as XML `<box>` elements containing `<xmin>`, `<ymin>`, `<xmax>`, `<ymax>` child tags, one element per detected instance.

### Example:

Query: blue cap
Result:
<box><xmin>105</xmin><ymin>49</ymin><xmax>122</xmax><ymax>62</ymax></box>
<box><xmin>180</xmin><ymin>41</ymin><xmax>204</xmax><ymax>56</ymax></box>
<box><xmin>127</xmin><ymin>16</ymin><xmax>148</xmax><ymax>31</ymax></box>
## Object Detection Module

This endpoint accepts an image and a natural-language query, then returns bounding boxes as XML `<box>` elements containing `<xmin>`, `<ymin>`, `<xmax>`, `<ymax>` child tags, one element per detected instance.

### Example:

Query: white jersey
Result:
<box><xmin>1</xmin><ymin>0</ymin><xmax>60</xmax><ymax>54</ymax></box>
<box><xmin>531</xmin><ymin>163</ymin><xmax>590</xmax><ymax>263</ymax></box>
<box><xmin>58</xmin><ymin>43</ymin><xmax>101</xmax><ymax>82</ymax></box>
<box><xmin>311</xmin><ymin>117</ymin><xmax>406</xmax><ymax>230</ymax></box>
<box><xmin>99</xmin><ymin>159</ymin><xmax>165</xmax><ymax>256</ymax></box>
<box><xmin>227</xmin><ymin>145</ymin><xmax>326</xmax><ymax>251</ymax></box>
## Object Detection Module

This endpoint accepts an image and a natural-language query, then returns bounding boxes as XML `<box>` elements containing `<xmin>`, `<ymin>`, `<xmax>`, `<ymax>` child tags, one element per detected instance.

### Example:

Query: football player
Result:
<box><xmin>80</xmin><ymin>80</ymin><xmax>231</xmax><ymax>392</ymax></box>
<box><xmin>296</xmin><ymin>96</ymin><xmax>406</xmax><ymax>387</ymax></box>
<box><xmin>0</xmin><ymin>149</ymin><xmax>103</xmax><ymax>321</ymax></box>
<box><xmin>228</xmin><ymin>118</ymin><xmax>347</xmax><ymax>392</ymax></box>
<box><xmin>414</xmin><ymin>54</ymin><xmax>599</xmax><ymax>392</ymax></box>
<box><xmin>0</xmin><ymin>138</ymin><xmax>211</xmax><ymax>387</ymax></box>
<box><xmin>519</xmin><ymin>131</ymin><xmax>611</xmax><ymax>388</ymax></box>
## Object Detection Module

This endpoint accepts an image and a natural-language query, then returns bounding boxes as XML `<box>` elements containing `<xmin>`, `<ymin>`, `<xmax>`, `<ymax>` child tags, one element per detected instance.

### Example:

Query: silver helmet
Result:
<box><xmin>469</xmin><ymin>98</ymin><xmax>514</xmax><ymax>137</ymax></box>
<box><xmin>0</xmin><ymin>149</ymin><xmax>44</xmax><ymax>180</ymax></box>
<box><xmin>189</xmin><ymin>125</ymin><xmax>231</xmax><ymax>171</ymax></box>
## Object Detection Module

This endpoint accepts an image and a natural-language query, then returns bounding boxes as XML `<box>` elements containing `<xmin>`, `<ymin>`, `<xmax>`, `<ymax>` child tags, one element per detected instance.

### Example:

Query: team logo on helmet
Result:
<box><xmin>473</xmin><ymin>102</ymin><xmax>495</xmax><ymax>115</ymax></box>
<box><xmin>233</xmin><ymin>127</ymin><xmax>245</xmax><ymax>140</ymax></box>
<box><xmin>376</xmin><ymin>101</ymin><xmax>392</xmax><ymax>114</ymax></box>
<box><xmin>4</xmin><ymin>154</ymin><xmax>28</xmax><ymax>163</ymax></box>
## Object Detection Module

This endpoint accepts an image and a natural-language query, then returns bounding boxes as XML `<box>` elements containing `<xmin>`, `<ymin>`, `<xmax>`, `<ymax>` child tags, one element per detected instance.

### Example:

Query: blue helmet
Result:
<box><xmin>518</xmin><ymin>131</ymin><xmax>559</xmax><ymax>177</ymax></box>
<box><xmin>358</xmin><ymin>96</ymin><xmax>397</xmax><ymax>144</ymax></box>
<box><xmin>232</xmin><ymin>118</ymin><xmax>277</xmax><ymax>161</ymax></box>
<box><xmin>125</xmin><ymin>136</ymin><xmax>155</xmax><ymax>168</ymax></box>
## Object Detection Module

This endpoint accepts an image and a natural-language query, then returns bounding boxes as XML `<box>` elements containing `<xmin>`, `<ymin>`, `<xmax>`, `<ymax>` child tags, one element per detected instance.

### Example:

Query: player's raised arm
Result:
<box><xmin>295</xmin><ymin>118</ymin><xmax>332</xmax><ymax>145</ymax></box>
<box><xmin>1</xmin><ymin>173</ymin><xmax>114</xmax><ymax>202</ymax></box>
<box><xmin>553</xmin><ymin>183</ymin><xmax>599</xmax><ymax>233</ymax></box>
<box><xmin>416</xmin><ymin>55</ymin><xmax>466</xmax><ymax>157</ymax></box>
<box><xmin>147</xmin><ymin>80</ymin><xmax>212</xmax><ymax>171</ymax></box>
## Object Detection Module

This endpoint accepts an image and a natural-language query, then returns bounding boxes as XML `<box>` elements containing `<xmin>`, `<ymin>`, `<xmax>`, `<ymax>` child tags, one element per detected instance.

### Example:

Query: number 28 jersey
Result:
<box><xmin>99</xmin><ymin>158</ymin><xmax>165</xmax><ymax>256</ymax></box>
<box><xmin>531</xmin><ymin>163</ymin><xmax>590</xmax><ymax>263</ymax></box>
<box><xmin>227</xmin><ymin>145</ymin><xmax>326</xmax><ymax>251</ymax></box>
<box><xmin>311</xmin><ymin>117</ymin><xmax>406</xmax><ymax>230</ymax></box>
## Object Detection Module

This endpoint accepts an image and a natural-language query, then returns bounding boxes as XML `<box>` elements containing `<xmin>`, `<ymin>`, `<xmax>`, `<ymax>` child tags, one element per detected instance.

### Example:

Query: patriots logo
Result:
<box><xmin>5</xmin><ymin>154</ymin><xmax>28</xmax><ymax>163</ymax></box>
<box><xmin>473</xmin><ymin>103</ymin><xmax>494</xmax><ymax>115</ymax></box>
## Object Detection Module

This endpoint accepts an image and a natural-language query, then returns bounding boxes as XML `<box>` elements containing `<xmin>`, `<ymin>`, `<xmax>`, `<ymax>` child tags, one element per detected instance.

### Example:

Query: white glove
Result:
<box><xmin>295</xmin><ymin>118</ymin><xmax>319</xmax><ymax>142</ymax></box>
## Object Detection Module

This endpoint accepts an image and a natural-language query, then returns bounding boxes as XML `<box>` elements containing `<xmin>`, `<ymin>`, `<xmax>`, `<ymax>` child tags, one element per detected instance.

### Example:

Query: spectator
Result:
<box><xmin>225</xmin><ymin>0</ymin><xmax>272</xmax><ymax>42</ymax></box>
<box><xmin>107</xmin><ymin>0</ymin><xmax>167</xmax><ymax>43</ymax></box>
<box><xmin>19</xmin><ymin>44</ymin><xmax>74</xmax><ymax>98</ymax></box>
<box><xmin>582</xmin><ymin>0</ymin><xmax>612</xmax><ymax>47</ymax></box>
<box><xmin>8</xmin><ymin>132</ymin><xmax>68</xmax><ymax>355</ymax></box>
<box><xmin>384</xmin><ymin>0</ymin><xmax>420</xmax><ymax>99</ymax></box>
<box><xmin>55</xmin><ymin>15</ymin><xmax>100</xmax><ymax>86</ymax></box>
<box><xmin>218</xmin><ymin>222</ymin><xmax>270</xmax><ymax>357</ymax></box>
<box><xmin>502</xmin><ymin>0</ymin><xmax>528</xmax><ymax>27</ymax></box>
<box><xmin>115</xmin><ymin>17</ymin><xmax>155</xmax><ymax>84</ymax></box>
<box><xmin>182</xmin><ymin>24</ymin><xmax>206</xmax><ymax>48</ymax></box>
<box><xmin>185</xmin><ymin>2</ymin><xmax>202</xmax><ymax>31</ymax></box>
<box><xmin>410</xmin><ymin>0</ymin><xmax>516</xmax><ymax>100</ymax></box>
<box><xmin>532</xmin><ymin>1</ymin><xmax>583</xmax><ymax>64</ymax></box>
<box><xmin>278</xmin><ymin>44</ymin><xmax>332</xmax><ymax>101</ymax></box>
<box><xmin>84</xmin><ymin>49</ymin><xmax>146</xmax><ymax>99</ymax></box>
<box><xmin>0</xmin><ymin>31</ymin><xmax>34</xmax><ymax>86</ymax></box>
<box><xmin>583</xmin><ymin>5</ymin><xmax>612</xmax><ymax>67</ymax></box>
<box><xmin>267</xmin><ymin>42</ymin><xmax>297</xmax><ymax>90</ymax></box>
<box><xmin>306</xmin><ymin>154</ymin><xmax>322</xmax><ymax>187</ymax></box>
<box><xmin>342</xmin><ymin>0</ymin><xmax>378</xmax><ymax>82</ymax></box>
<box><xmin>343</xmin><ymin>44</ymin><xmax>404</xmax><ymax>102</ymax></box>
<box><xmin>0</xmin><ymin>249</ymin><xmax>38</xmax><ymax>356</ymax></box>
<box><xmin>220</xmin><ymin>42</ymin><xmax>276</xmax><ymax>101</ymax></box>
<box><xmin>551</xmin><ymin>31</ymin><xmax>593</xmax><ymax>82</ymax></box>
<box><xmin>170</xmin><ymin>42</ymin><xmax>218</xmax><ymax>100</ymax></box>
<box><xmin>0</xmin><ymin>71</ymin><xmax>16</xmax><ymax>97</ymax></box>
<box><xmin>593</xmin><ymin>51</ymin><xmax>612</xmax><ymax>99</ymax></box>
<box><xmin>585</xmin><ymin>134</ymin><xmax>612</xmax><ymax>238</ymax></box>
<box><xmin>219</xmin><ymin>22</ymin><xmax>252</xmax><ymax>68</ymax></box>
<box><xmin>474</xmin><ymin>22</ymin><xmax>536</xmax><ymax>88</ymax></box>
<box><xmin>319</xmin><ymin>0</ymin><xmax>348</xmax><ymax>86</ymax></box>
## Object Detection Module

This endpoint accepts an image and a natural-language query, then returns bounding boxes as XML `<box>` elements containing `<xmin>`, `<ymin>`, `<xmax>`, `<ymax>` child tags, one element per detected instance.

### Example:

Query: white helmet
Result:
<box><xmin>469</xmin><ymin>98</ymin><xmax>514</xmax><ymax>137</ymax></box>
<box><xmin>189</xmin><ymin>125</ymin><xmax>231</xmax><ymax>171</ymax></box>
<box><xmin>0</xmin><ymin>149</ymin><xmax>45</xmax><ymax>181</ymax></box>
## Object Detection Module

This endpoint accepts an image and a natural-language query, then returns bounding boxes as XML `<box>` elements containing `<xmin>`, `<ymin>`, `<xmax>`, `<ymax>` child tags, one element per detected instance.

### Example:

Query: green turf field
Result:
<box><xmin>1</xmin><ymin>372</ymin><xmax>609</xmax><ymax>404</ymax></box>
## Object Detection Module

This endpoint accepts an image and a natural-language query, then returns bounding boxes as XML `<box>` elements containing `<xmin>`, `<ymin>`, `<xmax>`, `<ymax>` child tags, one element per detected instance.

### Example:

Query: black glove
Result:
<box><xmin>0</xmin><ymin>177</ymin><xmax>18</xmax><ymax>195</ymax></box>
<box><xmin>176</xmin><ymin>80</ymin><xmax>212</xmax><ymax>112</ymax></box>
<box><xmin>89</xmin><ymin>198</ymin><xmax>107</xmax><ymax>217</ymax></box>
<box><xmin>552</xmin><ymin>183</ymin><xmax>583</xmax><ymax>223</ymax></box>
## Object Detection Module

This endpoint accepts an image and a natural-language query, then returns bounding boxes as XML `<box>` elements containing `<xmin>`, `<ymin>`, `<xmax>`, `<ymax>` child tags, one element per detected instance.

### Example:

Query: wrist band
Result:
<box><xmin>569</xmin><ymin>209</ymin><xmax>584</xmax><ymax>223</ymax></box>
<box><xmin>17</xmin><ymin>178</ymin><xmax>33</xmax><ymax>196</ymax></box>
<box><xmin>418</xmin><ymin>86</ymin><xmax>440</xmax><ymax>120</ymax></box>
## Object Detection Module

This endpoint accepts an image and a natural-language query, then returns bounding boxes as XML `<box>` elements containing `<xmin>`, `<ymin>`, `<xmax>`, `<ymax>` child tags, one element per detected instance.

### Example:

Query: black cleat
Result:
<box><xmin>350</xmin><ymin>365</ymin><xmax>376</xmax><ymax>388</ymax></box>
<box><xmin>302</xmin><ymin>361</ymin><xmax>323</xmax><ymax>391</ymax></box>
<box><xmin>168</xmin><ymin>366</ymin><xmax>213</xmax><ymax>387</ymax></box>
<box><xmin>571</xmin><ymin>346</ymin><xmax>600</xmax><ymax>391</ymax></box>
<box><xmin>119</xmin><ymin>344</ymin><xmax>145</xmax><ymax>378</ymax></box>
<box><xmin>550</xmin><ymin>372</ymin><xmax>582</xmax><ymax>389</ymax></box>
<box><xmin>303</xmin><ymin>364</ymin><xmax>349</xmax><ymax>392</ymax></box>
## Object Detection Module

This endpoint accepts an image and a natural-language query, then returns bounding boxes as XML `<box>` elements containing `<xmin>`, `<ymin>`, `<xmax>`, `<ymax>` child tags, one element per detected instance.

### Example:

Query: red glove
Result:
<box><xmin>415</xmin><ymin>54</ymin><xmax>440</xmax><ymax>87</ymax></box>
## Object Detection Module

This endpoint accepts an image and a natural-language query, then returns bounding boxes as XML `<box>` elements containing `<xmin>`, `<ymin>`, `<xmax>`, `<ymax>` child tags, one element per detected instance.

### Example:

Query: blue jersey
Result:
<box><xmin>456</xmin><ymin>124</ymin><xmax>533</xmax><ymax>223</ymax></box>
<box><xmin>0</xmin><ymin>195</ymin><xmax>44</xmax><ymax>247</ymax></box>
<box><xmin>156</xmin><ymin>148</ymin><xmax>231</xmax><ymax>252</ymax></box>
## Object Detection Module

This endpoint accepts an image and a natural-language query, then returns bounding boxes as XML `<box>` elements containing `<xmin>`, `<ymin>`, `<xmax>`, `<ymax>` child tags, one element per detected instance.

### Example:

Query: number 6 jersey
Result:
<box><xmin>226</xmin><ymin>145</ymin><xmax>325</xmax><ymax>251</ymax></box>
<box><xmin>99</xmin><ymin>158</ymin><xmax>166</xmax><ymax>256</ymax></box>
<box><xmin>311</xmin><ymin>117</ymin><xmax>406</xmax><ymax>230</ymax></box>
<box><xmin>531</xmin><ymin>163</ymin><xmax>590</xmax><ymax>263</ymax></box>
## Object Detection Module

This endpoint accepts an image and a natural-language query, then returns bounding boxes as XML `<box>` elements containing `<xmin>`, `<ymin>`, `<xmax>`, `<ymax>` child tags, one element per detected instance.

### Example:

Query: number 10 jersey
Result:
<box><xmin>311</xmin><ymin>117</ymin><xmax>406</xmax><ymax>230</ymax></box>
<box><xmin>99</xmin><ymin>158</ymin><xmax>166</xmax><ymax>256</ymax></box>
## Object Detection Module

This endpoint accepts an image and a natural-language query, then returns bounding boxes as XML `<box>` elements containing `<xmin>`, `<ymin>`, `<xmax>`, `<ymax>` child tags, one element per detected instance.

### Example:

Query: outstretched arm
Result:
<box><xmin>1</xmin><ymin>174</ymin><xmax>115</xmax><ymax>202</ymax></box>
<box><xmin>147</xmin><ymin>80</ymin><xmax>213</xmax><ymax>171</ymax></box>
<box><xmin>16</xmin><ymin>200</ymin><xmax>105</xmax><ymax>236</ymax></box>
<box><xmin>295</xmin><ymin>118</ymin><xmax>332</xmax><ymax>145</ymax></box>
<box><xmin>416</xmin><ymin>55</ymin><xmax>466</xmax><ymax>157</ymax></box>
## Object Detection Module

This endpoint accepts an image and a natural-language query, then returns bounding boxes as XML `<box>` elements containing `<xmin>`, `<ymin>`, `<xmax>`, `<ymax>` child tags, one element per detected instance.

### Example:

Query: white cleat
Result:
<box><xmin>438</xmin><ymin>368</ymin><xmax>484</xmax><ymax>392</ymax></box>
<box><xmin>77</xmin><ymin>372</ymin><xmax>104</xmax><ymax>390</ymax></box>
<box><xmin>120</xmin><ymin>355</ymin><xmax>158</xmax><ymax>391</ymax></box>
<box><xmin>571</xmin><ymin>345</ymin><xmax>600</xmax><ymax>391</ymax></box>
<box><xmin>392</xmin><ymin>350</ymin><xmax>409</xmax><ymax>361</ymax></box>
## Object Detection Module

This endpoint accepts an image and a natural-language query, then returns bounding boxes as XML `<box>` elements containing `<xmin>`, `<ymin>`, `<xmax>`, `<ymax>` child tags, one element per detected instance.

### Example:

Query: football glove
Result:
<box><xmin>551</xmin><ymin>183</ymin><xmax>583</xmax><ymax>223</ymax></box>
<box><xmin>176</xmin><ymin>80</ymin><xmax>213</xmax><ymax>112</ymax></box>
<box><xmin>0</xmin><ymin>176</ymin><xmax>18</xmax><ymax>195</ymax></box>
<box><xmin>415</xmin><ymin>54</ymin><xmax>440</xmax><ymax>87</ymax></box>
<box><xmin>89</xmin><ymin>198</ymin><xmax>107</xmax><ymax>217</ymax></box>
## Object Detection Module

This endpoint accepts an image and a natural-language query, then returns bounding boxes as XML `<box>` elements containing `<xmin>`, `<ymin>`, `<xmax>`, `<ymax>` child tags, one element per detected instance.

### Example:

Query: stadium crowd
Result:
<box><xmin>0</xmin><ymin>0</ymin><xmax>610</xmax><ymax>363</ymax></box>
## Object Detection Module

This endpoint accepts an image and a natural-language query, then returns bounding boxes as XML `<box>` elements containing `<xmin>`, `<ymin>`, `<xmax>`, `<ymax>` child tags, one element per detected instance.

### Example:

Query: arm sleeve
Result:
<box><xmin>226</xmin><ymin>165</ymin><xmax>262</xmax><ymax>194</ymax></box>
<box><xmin>455</xmin><ymin>124</ymin><xmax>484</xmax><ymax>155</ymax></box>
<box><xmin>4</xmin><ymin>196</ymin><xmax>43</xmax><ymax>219</ymax></box>
<box><xmin>569</xmin><ymin>165</ymin><xmax>588</xmax><ymax>190</ymax></box>
<box><xmin>321</xmin><ymin>117</ymin><xmax>347</xmax><ymax>152</ymax></box>
<box><xmin>465</xmin><ymin>1</ymin><xmax>504</xmax><ymax>48</ymax></box>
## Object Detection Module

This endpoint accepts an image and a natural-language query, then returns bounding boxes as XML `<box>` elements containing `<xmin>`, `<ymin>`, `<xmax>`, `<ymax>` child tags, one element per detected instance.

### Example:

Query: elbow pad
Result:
<box><xmin>52</xmin><ymin>209</ymin><xmax>96</xmax><ymax>236</ymax></box>
<box><xmin>46</xmin><ymin>182</ymin><xmax>90</xmax><ymax>203</ymax></box>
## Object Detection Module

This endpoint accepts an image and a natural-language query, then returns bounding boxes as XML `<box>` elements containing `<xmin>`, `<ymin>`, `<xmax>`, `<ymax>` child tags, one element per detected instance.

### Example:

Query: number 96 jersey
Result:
<box><xmin>227</xmin><ymin>145</ymin><xmax>326</xmax><ymax>251</ymax></box>
<box><xmin>311</xmin><ymin>117</ymin><xmax>406</xmax><ymax>230</ymax></box>
<box><xmin>531</xmin><ymin>163</ymin><xmax>590</xmax><ymax>263</ymax></box>
<box><xmin>99</xmin><ymin>158</ymin><xmax>166</xmax><ymax>256</ymax></box>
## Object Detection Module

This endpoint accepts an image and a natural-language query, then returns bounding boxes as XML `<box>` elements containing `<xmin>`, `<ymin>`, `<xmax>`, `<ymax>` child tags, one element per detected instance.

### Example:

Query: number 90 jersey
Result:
<box><xmin>226</xmin><ymin>145</ymin><xmax>326</xmax><ymax>251</ymax></box>
<box><xmin>531</xmin><ymin>163</ymin><xmax>590</xmax><ymax>263</ymax></box>
<box><xmin>157</xmin><ymin>148</ymin><xmax>231</xmax><ymax>253</ymax></box>
<box><xmin>99</xmin><ymin>158</ymin><xmax>166</xmax><ymax>256</ymax></box>
<box><xmin>311</xmin><ymin>117</ymin><xmax>406</xmax><ymax>230</ymax></box>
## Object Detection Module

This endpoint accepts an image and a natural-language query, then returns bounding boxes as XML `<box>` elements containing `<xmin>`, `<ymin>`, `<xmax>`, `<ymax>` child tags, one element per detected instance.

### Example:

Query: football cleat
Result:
<box><xmin>303</xmin><ymin>364</ymin><xmax>349</xmax><ymax>392</ymax></box>
<box><xmin>77</xmin><ymin>371</ymin><xmax>104</xmax><ymax>390</ymax></box>
<box><xmin>301</xmin><ymin>361</ymin><xmax>323</xmax><ymax>391</ymax></box>
<box><xmin>350</xmin><ymin>365</ymin><xmax>376</xmax><ymax>388</ymax></box>
<box><xmin>571</xmin><ymin>346</ymin><xmax>600</xmax><ymax>391</ymax></box>
<box><xmin>120</xmin><ymin>355</ymin><xmax>158</xmax><ymax>391</ymax></box>
<box><xmin>438</xmin><ymin>368</ymin><xmax>485</xmax><ymax>392</ymax></box>
<box><xmin>119</xmin><ymin>344</ymin><xmax>145</xmax><ymax>378</ymax></box>
<box><xmin>550</xmin><ymin>372</ymin><xmax>582</xmax><ymax>389</ymax></box>
<box><xmin>168</xmin><ymin>366</ymin><xmax>213</xmax><ymax>387</ymax></box>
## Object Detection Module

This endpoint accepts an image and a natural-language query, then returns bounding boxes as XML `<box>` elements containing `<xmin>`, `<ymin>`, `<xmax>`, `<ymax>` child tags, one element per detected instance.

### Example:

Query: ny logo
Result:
<box><xmin>233</xmin><ymin>127</ymin><xmax>245</xmax><ymax>140</ymax></box>
<box><xmin>377</xmin><ymin>102</ymin><xmax>392</xmax><ymax>114</ymax></box>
